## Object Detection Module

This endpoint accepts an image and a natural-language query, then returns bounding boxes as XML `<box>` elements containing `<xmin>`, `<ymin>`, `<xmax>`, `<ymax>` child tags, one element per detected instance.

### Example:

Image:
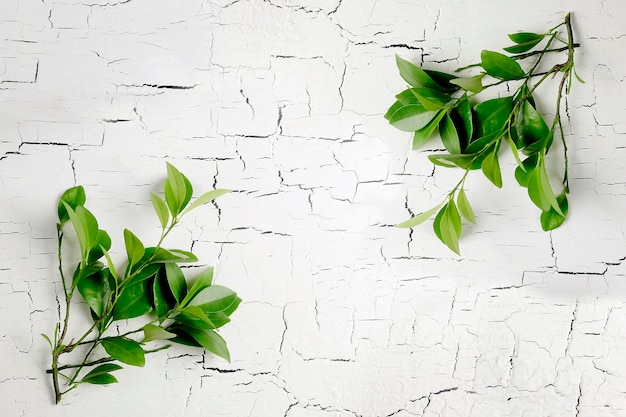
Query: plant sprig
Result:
<box><xmin>44</xmin><ymin>163</ymin><xmax>241</xmax><ymax>404</ymax></box>
<box><xmin>386</xmin><ymin>13</ymin><xmax>582</xmax><ymax>254</ymax></box>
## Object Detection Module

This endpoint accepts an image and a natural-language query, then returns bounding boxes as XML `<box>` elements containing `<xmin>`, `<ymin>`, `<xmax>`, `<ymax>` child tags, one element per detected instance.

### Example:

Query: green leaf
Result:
<box><xmin>164</xmin><ymin>162</ymin><xmax>193</xmax><ymax>217</ymax></box>
<box><xmin>58</xmin><ymin>186</ymin><xmax>86</xmax><ymax>224</ymax></box>
<box><xmin>395</xmin><ymin>55</ymin><xmax>440</xmax><ymax>90</ymax></box>
<box><xmin>88</xmin><ymin>230</ymin><xmax>111</xmax><ymax>263</ymax></box>
<box><xmin>395</xmin><ymin>203</ymin><xmax>443</xmax><ymax>228</ymax></box>
<box><xmin>515</xmin><ymin>153</ymin><xmax>539</xmax><ymax>188</ymax></box>
<box><xmin>540</xmin><ymin>193</ymin><xmax>569</xmax><ymax>231</ymax></box>
<box><xmin>428</xmin><ymin>153</ymin><xmax>476</xmax><ymax>170</ymax></box>
<box><xmin>181</xmin><ymin>268</ymin><xmax>214</xmax><ymax>307</ymax></box>
<box><xmin>536</xmin><ymin>158</ymin><xmax>564</xmax><ymax>216</ymax></box>
<box><xmin>123</xmin><ymin>229</ymin><xmax>145</xmax><ymax>270</ymax></box>
<box><xmin>143</xmin><ymin>248</ymin><xmax>198</xmax><ymax>265</ymax></box>
<box><xmin>450</xmin><ymin>74</ymin><xmax>484</xmax><ymax>93</ymax></box>
<box><xmin>183</xmin><ymin>189</ymin><xmax>231</xmax><ymax>215</ymax></box>
<box><xmin>153</xmin><ymin>269</ymin><xmax>173</xmax><ymax>319</ymax></box>
<box><xmin>481</xmin><ymin>145</ymin><xmax>503</xmax><ymax>188</ymax></box>
<box><xmin>80</xmin><ymin>364</ymin><xmax>123</xmax><ymax>385</ymax></box>
<box><xmin>424</xmin><ymin>70</ymin><xmax>461</xmax><ymax>93</ymax></box>
<box><xmin>81</xmin><ymin>373</ymin><xmax>118</xmax><ymax>385</ymax></box>
<box><xmin>77</xmin><ymin>268</ymin><xmax>112</xmax><ymax>318</ymax></box>
<box><xmin>503</xmin><ymin>38</ymin><xmax>544</xmax><ymax>54</ymax></box>
<box><xmin>186</xmin><ymin>328</ymin><xmax>231</xmax><ymax>362</ymax></box>
<box><xmin>395</xmin><ymin>88</ymin><xmax>422</xmax><ymax>106</ymax></box>
<box><xmin>188</xmin><ymin>285</ymin><xmax>239</xmax><ymax>314</ymax></box>
<box><xmin>101</xmin><ymin>337</ymin><xmax>145</xmax><ymax>367</ymax></box>
<box><xmin>412</xmin><ymin>110</ymin><xmax>446</xmax><ymax>149</ymax></box>
<box><xmin>481</xmin><ymin>50</ymin><xmax>526</xmax><ymax>80</ymax></box>
<box><xmin>113</xmin><ymin>280</ymin><xmax>152</xmax><ymax>320</ymax></box>
<box><xmin>457</xmin><ymin>188</ymin><xmax>476</xmax><ymax>224</ymax></box>
<box><xmin>452</xmin><ymin>99</ymin><xmax>473</xmax><ymax>151</ymax></box>
<box><xmin>123</xmin><ymin>263</ymin><xmax>161</xmax><ymax>288</ymax></box>
<box><xmin>412</xmin><ymin>87</ymin><xmax>451</xmax><ymax>111</ymax></box>
<box><xmin>165</xmin><ymin>263</ymin><xmax>187</xmax><ymax>304</ymax></box>
<box><xmin>384</xmin><ymin>100</ymin><xmax>403</xmax><ymax>121</ymax></box>
<box><xmin>143</xmin><ymin>324</ymin><xmax>176</xmax><ymax>343</ymax></box>
<box><xmin>75</xmin><ymin>206</ymin><xmax>99</xmax><ymax>252</ymax></box>
<box><xmin>527</xmin><ymin>156</ymin><xmax>562</xmax><ymax>215</ymax></box>
<box><xmin>515</xmin><ymin>100</ymin><xmax>549</xmax><ymax>148</ymax></box>
<box><xmin>388</xmin><ymin>104</ymin><xmax>438</xmax><ymax>132</ymax></box>
<box><xmin>150</xmin><ymin>193</ymin><xmax>170</xmax><ymax>230</ymax></box>
<box><xmin>433</xmin><ymin>202</ymin><xmax>462</xmax><ymax>255</ymax></box>
<box><xmin>508</xmin><ymin>32</ymin><xmax>545</xmax><ymax>44</ymax></box>
<box><xmin>175</xmin><ymin>305</ymin><xmax>217</xmax><ymax>330</ymax></box>
<box><xmin>439</xmin><ymin>113</ymin><xmax>462</xmax><ymax>154</ymax></box>
<box><xmin>474</xmin><ymin>97</ymin><xmax>513</xmax><ymax>139</ymax></box>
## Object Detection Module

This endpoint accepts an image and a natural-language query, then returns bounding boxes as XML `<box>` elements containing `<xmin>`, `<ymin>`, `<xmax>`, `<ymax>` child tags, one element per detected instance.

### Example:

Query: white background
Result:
<box><xmin>1</xmin><ymin>0</ymin><xmax>626</xmax><ymax>416</ymax></box>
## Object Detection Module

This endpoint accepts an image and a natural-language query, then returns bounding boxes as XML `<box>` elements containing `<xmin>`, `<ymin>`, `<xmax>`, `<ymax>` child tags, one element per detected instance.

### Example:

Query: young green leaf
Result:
<box><xmin>123</xmin><ymin>229</ymin><xmax>145</xmax><ymax>271</ymax></box>
<box><xmin>428</xmin><ymin>153</ymin><xmax>476</xmax><ymax>170</ymax></box>
<box><xmin>440</xmin><ymin>113</ymin><xmax>462</xmax><ymax>154</ymax></box>
<box><xmin>58</xmin><ymin>186</ymin><xmax>86</xmax><ymax>224</ymax></box>
<box><xmin>395</xmin><ymin>55</ymin><xmax>440</xmax><ymax>90</ymax></box>
<box><xmin>150</xmin><ymin>193</ymin><xmax>170</xmax><ymax>229</ymax></box>
<box><xmin>503</xmin><ymin>38</ymin><xmax>544</xmax><ymax>54</ymax></box>
<box><xmin>384</xmin><ymin>100</ymin><xmax>403</xmax><ymax>121</ymax></box>
<box><xmin>183</xmin><ymin>189</ymin><xmax>231</xmax><ymax>215</ymax></box>
<box><xmin>181</xmin><ymin>268</ymin><xmax>214</xmax><ymax>307</ymax></box>
<box><xmin>175</xmin><ymin>306</ymin><xmax>217</xmax><ymax>330</ymax></box>
<box><xmin>481</xmin><ymin>50</ymin><xmax>526</xmax><ymax>80</ymax></box>
<box><xmin>540</xmin><ymin>193</ymin><xmax>569</xmax><ymax>231</ymax></box>
<box><xmin>412</xmin><ymin>110</ymin><xmax>446</xmax><ymax>149</ymax></box>
<box><xmin>433</xmin><ymin>202</ymin><xmax>462</xmax><ymax>255</ymax></box>
<box><xmin>101</xmin><ymin>337</ymin><xmax>145</xmax><ymax>367</ymax></box>
<box><xmin>508</xmin><ymin>32</ymin><xmax>545</xmax><ymax>44</ymax></box>
<box><xmin>388</xmin><ymin>104</ymin><xmax>438</xmax><ymax>132</ymax></box>
<box><xmin>481</xmin><ymin>145</ymin><xmax>503</xmax><ymax>188</ymax></box>
<box><xmin>165</xmin><ymin>162</ymin><xmax>193</xmax><ymax>217</ymax></box>
<box><xmin>143</xmin><ymin>324</ymin><xmax>176</xmax><ymax>343</ymax></box>
<box><xmin>88</xmin><ymin>230</ymin><xmax>111</xmax><ymax>263</ymax></box>
<box><xmin>527</xmin><ymin>157</ymin><xmax>562</xmax><ymax>215</ymax></box>
<box><xmin>165</xmin><ymin>263</ymin><xmax>187</xmax><ymax>304</ymax></box>
<box><xmin>395</xmin><ymin>88</ymin><xmax>422</xmax><ymax>106</ymax></box>
<box><xmin>81</xmin><ymin>373</ymin><xmax>118</xmax><ymax>385</ymax></box>
<box><xmin>450</xmin><ymin>74</ymin><xmax>484</xmax><ymax>93</ymax></box>
<box><xmin>62</xmin><ymin>202</ymin><xmax>89</xmax><ymax>261</ymax></box>
<box><xmin>457</xmin><ymin>188</ymin><xmax>476</xmax><ymax>224</ymax></box>
<box><xmin>395</xmin><ymin>203</ymin><xmax>443</xmax><ymax>228</ymax></box>
<box><xmin>188</xmin><ymin>285</ymin><xmax>239</xmax><ymax>314</ymax></box>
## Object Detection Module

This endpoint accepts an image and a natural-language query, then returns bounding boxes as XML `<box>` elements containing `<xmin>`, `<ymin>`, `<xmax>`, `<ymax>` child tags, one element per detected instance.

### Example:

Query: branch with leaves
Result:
<box><xmin>43</xmin><ymin>163</ymin><xmax>241</xmax><ymax>404</ymax></box>
<box><xmin>385</xmin><ymin>13</ymin><xmax>582</xmax><ymax>254</ymax></box>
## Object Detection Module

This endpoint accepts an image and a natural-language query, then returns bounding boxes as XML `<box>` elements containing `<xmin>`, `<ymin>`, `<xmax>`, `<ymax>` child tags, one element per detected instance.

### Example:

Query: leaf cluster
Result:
<box><xmin>386</xmin><ymin>14</ymin><xmax>581</xmax><ymax>254</ymax></box>
<box><xmin>45</xmin><ymin>163</ymin><xmax>239</xmax><ymax>403</ymax></box>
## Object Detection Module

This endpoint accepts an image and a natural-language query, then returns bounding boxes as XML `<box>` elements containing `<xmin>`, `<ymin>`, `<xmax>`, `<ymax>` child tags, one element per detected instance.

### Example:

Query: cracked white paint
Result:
<box><xmin>1</xmin><ymin>0</ymin><xmax>626</xmax><ymax>416</ymax></box>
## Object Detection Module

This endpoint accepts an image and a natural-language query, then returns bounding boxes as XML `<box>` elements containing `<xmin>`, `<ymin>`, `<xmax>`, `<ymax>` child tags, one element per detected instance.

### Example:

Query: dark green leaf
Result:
<box><xmin>388</xmin><ymin>104</ymin><xmax>438</xmax><ymax>132</ymax></box>
<box><xmin>395</xmin><ymin>203</ymin><xmax>443</xmax><ymax>228</ymax></box>
<box><xmin>395</xmin><ymin>55</ymin><xmax>440</xmax><ymax>90</ymax></box>
<box><xmin>113</xmin><ymin>280</ymin><xmax>152</xmax><ymax>320</ymax></box>
<box><xmin>450</xmin><ymin>74</ymin><xmax>484</xmax><ymax>93</ymax></box>
<box><xmin>123</xmin><ymin>263</ymin><xmax>161</xmax><ymax>288</ymax></box>
<box><xmin>168</xmin><ymin>325</ymin><xmax>203</xmax><ymax>348</ymax></box>
<box><xmin>80</xmin><ymin>364</ymin><xmax>123</xmax><ymax>385</ymax></box>
<box><xmin>515</xmin><ymin>100</ymin><xmax>549</xmax><ymax>148</ymax></box>
<box><xmin>181</xmin><ymin>268</ymin><xmax>214</xmax><ymax>307</ymax></box>
<box><xmin>474</xmin><ymin>97</ymin><xmax>513</xmax><ymax>139</ymax></box>
<box><xmin>481</xmin><ymin>50</ymin><xmax>526</xmax><ymax>80</ymax></box>
<box><xmin>150</xmin><ymin>193</ymin><xmax>170</xmax><ymax>230</ymax></box>
<box><xmin>451</xmin><ymin>99</ymin><xmax>473</xmax><ymax>151</ymax></box>
<box><xmin>424</xmin><ymin>70</ymin><xmax>460</xmax><ymax>93</ymax></box>
<box><xmin>457</xmin><ymin>188</ymin><xmax>476</xmax><ymax>224</ymax></box>
<box><xmin>186</xmin><ymin>328</ymin><xmax>231</xmax><ymax>362</ymax></box>
<box><xmin>439</xmin><ymin>113</ymin><xmax>461</xmax><ymax>154</ymax></box>
<box><xmin>412</xmin><ymin>110</ymin><xmax>445</xmax><ymax>149</ymax></box>
<box><xmin>508</xmin><ymin>32</ymin><xmax>545</xmax><ymax>44</ymax></box>
<box><xmin>540</xmin><ymin>193</ymin><xmax>569</xmax><ymax>231</ymax></box>
<box><xmin>412</xmin><ymin>87</ymin><xmax>451</xmax><ymax>111</ymax></box>
<box><xmin>143</xmin><ymin>247</ymin><xmax>198</xmax><ymax>265</ymax></box>
<box><xmin>481</xmin><ymin>145</ymin><xmax>503</xmax><ymax>188</ymax></box>
<box><xmin>101</xmin><ymin>337</ymin><xmax>145</xmax><ymax>367</ymax></box>
<box><xmin>77</xmin><ymin>268</ymin><xmax>112</xmax><ymax>318</ymax></box>
<box><xmin>395</xmin><ymin>88</ymin><xmax>422</xmax><ymax>106</ymax></box>
<box><xmin>153</xmin><ymin>269</ymin><xmax>173</xmax><ymax>319</ymax></box>
<box><xmin>384</xmin><ymin>100</ymin><xmax>402</xmax><ymax>121</ymax></box>
<box><xmin>123</xmin><ymin>229</ymin><xmax>145</xmax><ymax>270</ymax></box>
<box><xmin>514</xmin><ymin>153</ymin><xmax>539</xmax><ymax>188</ymax></box>
<box><xmin>165</xmin><ymin>263</ymin><xmax>187</xmax><ymax>304</ymax></box>
<box><xmin>58</xmin><ymin>186</ymin><xmax>86</xmax><ymax>224</ymax></box>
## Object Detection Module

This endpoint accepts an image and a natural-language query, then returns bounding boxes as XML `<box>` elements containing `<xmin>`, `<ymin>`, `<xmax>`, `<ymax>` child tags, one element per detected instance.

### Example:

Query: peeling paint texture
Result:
<box><xmin>1</xmin><ymin>0</ymin><xmax>626</xmax><ymax>415</ymax></box>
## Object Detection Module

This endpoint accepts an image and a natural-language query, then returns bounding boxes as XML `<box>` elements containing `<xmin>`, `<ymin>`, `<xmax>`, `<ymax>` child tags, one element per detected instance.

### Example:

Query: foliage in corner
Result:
<box><xmin>43</xmin><ymin>163</ymin><xmax>241</xmax><ymax>404</ymax></box>
<box><xmin>386</xmin><ymin>13</ymin><xmax>582</xmax><ymax>254</ymax></box>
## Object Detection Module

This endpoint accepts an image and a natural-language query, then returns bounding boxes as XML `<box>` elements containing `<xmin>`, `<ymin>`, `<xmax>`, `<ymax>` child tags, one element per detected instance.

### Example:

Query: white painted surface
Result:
<box><xmin>1</xmin><ymin>0</ymin><xmax>625</xmax><ymax>415</ymax></box>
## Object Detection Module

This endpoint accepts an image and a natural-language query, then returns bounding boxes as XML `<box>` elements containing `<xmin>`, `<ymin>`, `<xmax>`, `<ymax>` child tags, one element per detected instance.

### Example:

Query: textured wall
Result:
<box><xmin>1</xmin><ymin>0</ymin><xmax>625</xmax><ymax>416</ymax></box>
